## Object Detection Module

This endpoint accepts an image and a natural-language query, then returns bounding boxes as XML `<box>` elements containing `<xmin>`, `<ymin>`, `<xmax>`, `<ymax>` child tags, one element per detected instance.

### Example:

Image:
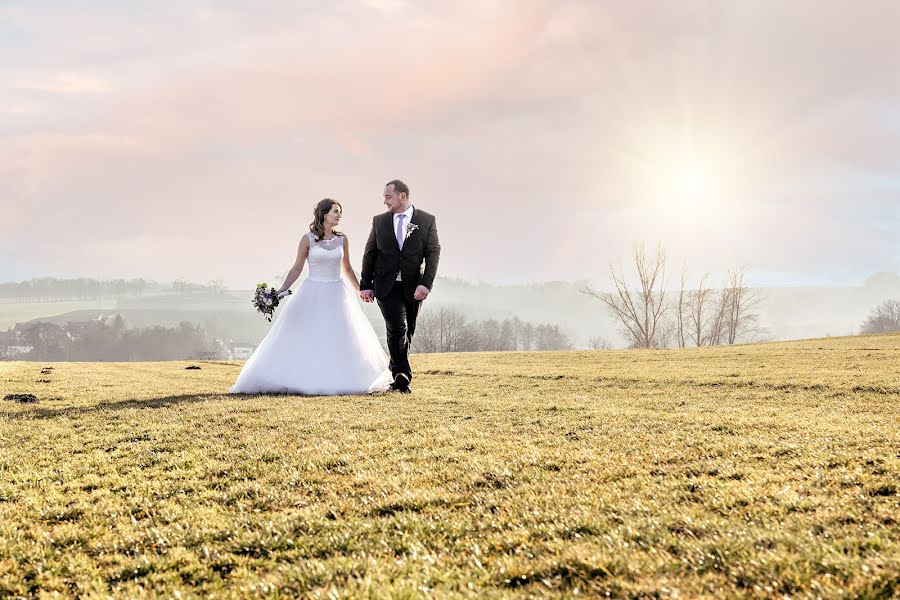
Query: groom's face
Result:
<box><xmin>383</xmin><ymin>184</ymin><xmax>407</xmax><ymax>213</ymax></box>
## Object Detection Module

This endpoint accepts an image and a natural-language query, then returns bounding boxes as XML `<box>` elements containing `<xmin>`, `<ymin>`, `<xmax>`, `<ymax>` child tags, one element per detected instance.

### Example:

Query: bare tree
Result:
<box><xmin>209</xmin><ymin>280</ymin><xmax>228</xmax><ymax>296</ymax></box>
<box><xmin>410</xmin><ymin>312</ymin><xmax>439</xmax><ymax>353</ymax></box>
<box><xmin>582</xmin><ymin>242</ymin><xmax>668</xmax><ymax>348</ymax></box>
<box><xmin>499</xmin><ymin>319</ymin><xmax>516</xmax><ymax>351</ymax></box>
<box><xmin>520</xmin><ymin>323</ymin><xmax>535</xmax><ymax>351</ymax></box>
<box><xmin>720</xmin><ymin>267</ymin><xmax>762</xmax><ymax>344</ymax></box>
<box><xmin>588</xmin><ymin>335</ymin><xmax>611</xmax><ymax>350</ymax></box>
<box><xmin>480</xmin><ymin>319</ymin><xmax>501</xmax><ymax>351</ymax></box>
<box><xmin>534</xmin><ymin>324</ymin><xmax>572</xmax><ymax>350</ymax></box>
<box><xmin>656</xmin><ymin>320</ymin><xmax>677</xmax><ymax>349</ymax></box>
<box><xmin>411</xmin><ymin>306</ymin><xmax>470</xmax><ymax>353</ymax></box>
<box><xmin>860</xmin><ymin>299</ymin><xmax>900</xmax><ymax>334</ymax></box>
<box><xmin>686</xmin><ymin>273</ymin><xmax>714</xmax><ymax>346</ymax></box>
<box><xmin>443</xmin><ymin>308</ymin><xmax>471</xmax><ymax>352</ymax></box>
<box><xmin>706</xmin><ymin>288</ymin><xmax>729</xmax><ymax>346</ymax></box>
<box><xmin>508</xmin><ymin>316</ymin><xmax>524</xmax><ymax>350</ymax></box>
<box><xmin>675</xmin><ymin>262</ymin><xmax>687</xmax><ymax>348</ymax></box>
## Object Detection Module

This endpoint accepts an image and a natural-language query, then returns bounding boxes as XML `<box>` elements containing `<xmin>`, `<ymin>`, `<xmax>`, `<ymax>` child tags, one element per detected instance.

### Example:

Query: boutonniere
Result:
<box><xmin>404</xmin><ymin>222</ymin><xmax>419</xmax><ymax>240</ymax></box>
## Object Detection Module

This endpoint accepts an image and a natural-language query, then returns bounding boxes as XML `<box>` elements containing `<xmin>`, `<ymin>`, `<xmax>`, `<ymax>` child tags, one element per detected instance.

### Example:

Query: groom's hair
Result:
<box><xmin>386</xmin><ymin>179</ymin><xmax>409</xmax><ymax>198</ymax></box>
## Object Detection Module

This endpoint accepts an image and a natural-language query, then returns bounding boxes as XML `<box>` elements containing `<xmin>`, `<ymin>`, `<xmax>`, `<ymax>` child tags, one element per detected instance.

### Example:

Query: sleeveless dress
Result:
<box><xmin>229</xmin><ymin>233</ymin><xmax>393</xmax><ymax>395</ymax></box>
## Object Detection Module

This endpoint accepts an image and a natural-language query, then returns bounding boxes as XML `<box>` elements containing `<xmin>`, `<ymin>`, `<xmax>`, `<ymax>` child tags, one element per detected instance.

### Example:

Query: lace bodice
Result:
<box><xmin>306</xmin><ymin>232</ymin><xmax>344</xmax><ymax>282</ymax></box>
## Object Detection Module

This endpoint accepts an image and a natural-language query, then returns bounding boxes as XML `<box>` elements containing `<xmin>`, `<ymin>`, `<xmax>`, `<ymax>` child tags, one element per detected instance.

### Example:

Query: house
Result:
<box><xmin>4</xmin><ymin>345</ymin><xmax>31</xmax><ymax>359</ymax></box>
<box><xmin>0</xmin><ymin>330</ymin><xmax>28</xmax><ymax>360</ymax></box>
<box><xmin>229</xmin><ymin>343</ymin><xmax>256</xmax><ymax>360</ymax></box>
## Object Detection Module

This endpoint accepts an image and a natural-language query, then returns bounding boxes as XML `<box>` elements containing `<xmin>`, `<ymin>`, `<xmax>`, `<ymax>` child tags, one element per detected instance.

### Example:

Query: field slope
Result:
<box><xmin>0</xmin><ymin>299</ymin><xmax>118</xmax><ymax>331</ymax></box>
<box><xmin>1</xmin><ymin>335</ymin><xmax>898</xmax><ymax>598</ymax></box>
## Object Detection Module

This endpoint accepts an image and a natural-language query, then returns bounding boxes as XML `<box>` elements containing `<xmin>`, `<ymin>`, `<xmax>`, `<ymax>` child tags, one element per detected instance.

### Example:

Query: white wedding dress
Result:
<box><xmin>230</xmin><ymin>233</ymin><xmax>393</xmax><ymax>395</ymax></box>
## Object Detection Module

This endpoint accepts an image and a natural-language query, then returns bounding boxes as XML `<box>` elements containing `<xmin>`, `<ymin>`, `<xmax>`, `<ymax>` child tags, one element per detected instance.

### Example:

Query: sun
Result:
<box><xmin>614</xmin><ymin>123</ymin><xmax>750</xmax><ymax>232</ymax></box>
<box><xmin>633</xmin><ymin>151</ymin><xmax>722</xmax><ymax>216</ymax></box>
<box><xmin>670</xmin><ymin>160</ymin><xmax>715</xmax><ymax>211</ymax></box>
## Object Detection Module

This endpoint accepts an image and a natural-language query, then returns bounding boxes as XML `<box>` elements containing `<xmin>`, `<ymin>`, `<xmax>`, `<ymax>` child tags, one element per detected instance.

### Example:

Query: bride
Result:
<box><xmin>229</xmin><ymin>199</ymin><xmax>393</xmax><ymax>395</ymax></box>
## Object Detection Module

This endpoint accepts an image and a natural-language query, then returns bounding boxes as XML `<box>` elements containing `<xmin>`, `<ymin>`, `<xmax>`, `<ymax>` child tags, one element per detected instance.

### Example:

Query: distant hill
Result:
<box><xmin>8</xmin><ymin>272</ymin><xmax>899</xmax><ymax>348</ymax></box>
<box><xmin>12</xmin><ymin>287</ymin><xmax>388</xmax><ymax>346</ymax></box>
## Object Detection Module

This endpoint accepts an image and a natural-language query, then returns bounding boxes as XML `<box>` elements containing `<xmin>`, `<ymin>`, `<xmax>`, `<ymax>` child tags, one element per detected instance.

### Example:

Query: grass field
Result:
<box><xmin>1</xmin><ymin>335</ymin><xmax>898</xmax><ymax>598</ymax></box>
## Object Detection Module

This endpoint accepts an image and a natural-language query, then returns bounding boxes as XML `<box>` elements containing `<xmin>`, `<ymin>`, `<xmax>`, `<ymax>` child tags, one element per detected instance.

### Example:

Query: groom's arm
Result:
<box><xmin>360</xmin><ymin>218</ymin><xmax>378</xmax><ymax>292</ymax></box>
<box><xmin>420</xmin><ymin>216</ymin><xmax>441</xmax><ymax>291</ymax></box>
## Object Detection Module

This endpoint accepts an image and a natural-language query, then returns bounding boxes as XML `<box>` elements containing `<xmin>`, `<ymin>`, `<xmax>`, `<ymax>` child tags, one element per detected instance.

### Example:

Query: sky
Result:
<box><xmin>1</xmin><ymin>0</ymin><xmax>898</xmax><ymax>289</ymax></box>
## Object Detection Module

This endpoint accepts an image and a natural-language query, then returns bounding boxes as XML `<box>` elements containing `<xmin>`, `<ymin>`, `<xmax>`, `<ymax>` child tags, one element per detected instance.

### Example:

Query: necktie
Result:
<box><xmin>396</xmin><ymin>214</ymin><xmax>406</xmax><ymax>250</ymax></box>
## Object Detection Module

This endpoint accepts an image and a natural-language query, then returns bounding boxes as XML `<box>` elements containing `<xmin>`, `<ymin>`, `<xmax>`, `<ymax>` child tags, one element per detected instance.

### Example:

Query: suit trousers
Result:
<box><xmin>377</xmin><ymin>284</ymin><xmax>421</xmax><ymax>381</ymax></box>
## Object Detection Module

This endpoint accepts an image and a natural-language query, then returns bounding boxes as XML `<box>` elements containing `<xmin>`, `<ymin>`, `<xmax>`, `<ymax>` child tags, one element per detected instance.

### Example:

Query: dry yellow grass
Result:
<box><xmin>1</xmin><ymin>334</ymin><xmax>898</xmax><ymax>598</ymax></box>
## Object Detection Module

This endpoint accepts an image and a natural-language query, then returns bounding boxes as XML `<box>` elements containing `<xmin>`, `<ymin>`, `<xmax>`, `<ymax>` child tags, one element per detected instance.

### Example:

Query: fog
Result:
<box><xmin>3</xmin><ymin>271</ymin><xmax>898</xmax><ymax>356</ymax></box>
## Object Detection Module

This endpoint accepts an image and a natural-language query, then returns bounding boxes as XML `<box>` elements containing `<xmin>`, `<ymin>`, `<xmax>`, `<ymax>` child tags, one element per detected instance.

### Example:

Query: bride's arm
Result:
<box><xmin>277</xmin><ymin>236</ymin><xmax>310</xmax><ymax>295</ymax></box>
<box><xmin>341</xmin><ymin>235</ymin><xmax>361</xmax><ymax>293</ymax></box>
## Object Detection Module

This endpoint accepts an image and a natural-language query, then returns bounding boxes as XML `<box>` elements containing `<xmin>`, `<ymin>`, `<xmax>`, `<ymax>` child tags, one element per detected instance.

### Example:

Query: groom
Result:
<box><xmin>360</xmin><ymin>180</ymin><xmax>441</xmax><ymax>393</ymax></box>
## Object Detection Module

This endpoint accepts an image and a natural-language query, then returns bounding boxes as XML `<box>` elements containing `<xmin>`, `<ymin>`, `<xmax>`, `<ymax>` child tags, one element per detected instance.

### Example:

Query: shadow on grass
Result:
<box><xmin>4</xmin><ymin>389</ymin><xmax>393</xmax><ymax>421</ymax></box>
<box><xmin>3</xmin><ymin>392</ymin><xmax>275</xmax><ymax>421</ymax></box>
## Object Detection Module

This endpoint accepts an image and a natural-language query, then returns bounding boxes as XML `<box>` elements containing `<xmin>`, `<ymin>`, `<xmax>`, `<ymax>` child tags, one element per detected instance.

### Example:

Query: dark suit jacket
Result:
<box><xmin>360</xmin><ymin>208</ymin><xmax>441</xmax><ymax>300</ymax></box>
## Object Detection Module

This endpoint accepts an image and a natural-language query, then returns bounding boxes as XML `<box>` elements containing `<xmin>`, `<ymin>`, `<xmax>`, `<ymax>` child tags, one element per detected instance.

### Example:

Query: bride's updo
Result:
<box><xmin>309</xmin><ymin>198</ymin><xmax>344</xmax><ymax>241</ymax></box>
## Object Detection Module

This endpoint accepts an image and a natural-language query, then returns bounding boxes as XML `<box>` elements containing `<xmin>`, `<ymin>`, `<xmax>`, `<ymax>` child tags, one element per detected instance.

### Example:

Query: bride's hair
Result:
<box><xmin>309</xmin><ymin>198</ymin><xmax>344</xmax><ymax>241</ymax></box>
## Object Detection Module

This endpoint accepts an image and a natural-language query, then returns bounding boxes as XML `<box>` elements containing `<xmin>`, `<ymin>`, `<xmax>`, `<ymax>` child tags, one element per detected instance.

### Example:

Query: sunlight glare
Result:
<box><xmin>672</xmin><ymin>160</ymin><xmax>714</xmax><ymax>211</ymax></box>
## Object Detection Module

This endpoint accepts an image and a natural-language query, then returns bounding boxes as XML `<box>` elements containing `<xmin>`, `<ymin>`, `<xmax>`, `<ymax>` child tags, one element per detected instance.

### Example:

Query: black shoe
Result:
<box><xmin>394</xmin><ymin>373</ymin><xmax>411</xmax><ymax>393</ymax></box>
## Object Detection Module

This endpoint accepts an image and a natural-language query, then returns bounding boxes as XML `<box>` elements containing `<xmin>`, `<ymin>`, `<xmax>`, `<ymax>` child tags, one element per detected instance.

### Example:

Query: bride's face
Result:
<box><xmin>325</xmin><ymin>204</ymin><xmax>342</xmax><ymax>227</ymax></box>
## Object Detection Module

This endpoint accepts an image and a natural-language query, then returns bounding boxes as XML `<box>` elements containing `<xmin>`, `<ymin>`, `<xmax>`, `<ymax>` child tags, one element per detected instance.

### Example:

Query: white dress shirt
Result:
<box><xmin>394</xmin><ymin>205</ymin><xmax>414</xmax><ymax>281</ymax></box>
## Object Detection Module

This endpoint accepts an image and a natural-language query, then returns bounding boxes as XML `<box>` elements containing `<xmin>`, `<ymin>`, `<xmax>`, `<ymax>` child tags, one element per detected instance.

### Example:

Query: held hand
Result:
<box><xmin>413</xmin><ymin>285</ymin><xmax>430</xmax><ymax>301</ymax></box>
<box><xmin>360</xmin><ymin>289</ymin><xmax>375</xmax><ymax>303</ymax></box>
<box><xmin>277</xmin><ymin>290</ymin><xmax>291</xmax><ymax>299</ymax></box>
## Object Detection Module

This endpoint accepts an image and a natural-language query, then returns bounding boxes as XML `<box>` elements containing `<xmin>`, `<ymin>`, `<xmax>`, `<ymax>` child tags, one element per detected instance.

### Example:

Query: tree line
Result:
<box><xmin>1</xmin><ymin>317</ymin><xmax>225</xmax><ymax>361</ymax></box>
<box><xmin>411</xmin><ymin>307</ymin><xmax>571</xmax><ymax>353</ymax></box>
<box><xmin>0</xmin><ymin>277</ymin><xmax>229</xmax><ymax>302</ymax></box>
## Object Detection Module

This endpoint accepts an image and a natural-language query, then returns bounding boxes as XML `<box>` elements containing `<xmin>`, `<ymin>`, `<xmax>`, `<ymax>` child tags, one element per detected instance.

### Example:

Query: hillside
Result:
<box><xmin>1</xmin><ymin>335</ymin><xmax>897</xmax><ymax>596</ymax></box>
<box><xmin>0</xmin><ymin>299</ymin><xmax>119</xmax><ymax>331</ymax></box>
<box><xmin>5</xmin><ymin>273</ymin><xmax>899</xmax><ymax>349</ymax></box>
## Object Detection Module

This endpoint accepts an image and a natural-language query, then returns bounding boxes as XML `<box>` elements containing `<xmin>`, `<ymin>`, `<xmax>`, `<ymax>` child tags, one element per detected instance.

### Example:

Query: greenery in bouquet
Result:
<box><xmin>252</xmin><ymin>283</ymin><xmax>290</xmax><ymax>322</ymax></box>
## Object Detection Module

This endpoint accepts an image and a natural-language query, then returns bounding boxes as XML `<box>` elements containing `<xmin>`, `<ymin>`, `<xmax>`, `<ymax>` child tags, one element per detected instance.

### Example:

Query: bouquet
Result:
<box><xmin>253</xmin><ymin>283</ymin><xmax>290</xmax><ymax>322</ymax></box>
